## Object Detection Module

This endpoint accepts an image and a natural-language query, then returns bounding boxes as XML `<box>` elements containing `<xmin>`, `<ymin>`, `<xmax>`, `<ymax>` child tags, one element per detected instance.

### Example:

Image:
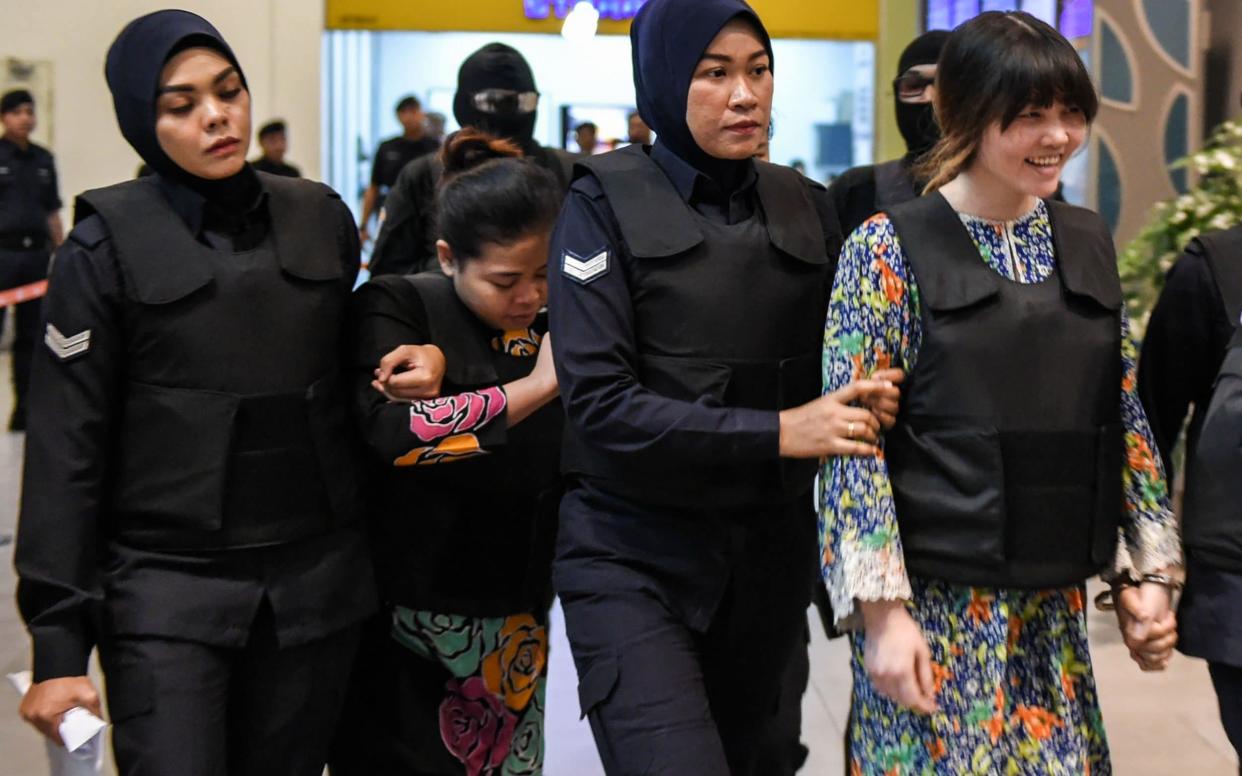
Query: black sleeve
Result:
<box><xmin>349</xmin><ymin>277</ymin><xmax>507</xmax><ymax>467</ymax></box>
<box><xmin>42</xmin><ymin>149</ymin><xmax>62</xmax><ymax>212</ymax></box>
<box><xmin>14</xmin><ymin>217</ymin><xmax>122</xmax><ymax>680</ymax></box>
<box><xmin>806</xmin><ymin>177</ymin><xmax>844</xmax><ymax>291</ymax></box>
<box><xmin>369</xmin><ymin>158</ymin><xmax>435</xmax><ymax>277</ymax></box>
<box><xmin>370</xmin><ymin>139</ymin><xmax>388</xmax><ymax>187</ymax></box>
<box><xmin>547</xmin><ymin>182</ymin><xmax>779</xmax><ymax>466</ymax></box>
<box><xmin>1136</xmin><ymin>244</ymin><xmax>1230</xmax><ymax>479</ymax></box>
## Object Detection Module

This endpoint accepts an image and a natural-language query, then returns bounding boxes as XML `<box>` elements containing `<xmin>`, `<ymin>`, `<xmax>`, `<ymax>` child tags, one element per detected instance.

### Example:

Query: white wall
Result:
<box><xmin>0</xmin><ymin>0</ymin><xmax>324</xmax><ymax>218</ymax></box>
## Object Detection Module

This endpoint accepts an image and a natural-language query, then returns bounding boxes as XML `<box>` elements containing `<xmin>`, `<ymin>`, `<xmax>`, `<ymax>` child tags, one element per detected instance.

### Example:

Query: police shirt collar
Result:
<box><xmin>155</xmin><ymin>173</ymin><xmax>268</xmax><ymax>239</ymax></box>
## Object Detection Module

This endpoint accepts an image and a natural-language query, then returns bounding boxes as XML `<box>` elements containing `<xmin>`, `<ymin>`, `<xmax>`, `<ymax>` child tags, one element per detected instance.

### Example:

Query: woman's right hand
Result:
<box><xmin>372</xmin><ymin>344</ymin><xmax>447</xmax><ymax>401</ymax></box>
<box><xmin>778</xmin><ymin>380</ymin><xmax>892</xmax><ymax>459</ymax></box>
<box><xmin>861</xmin><ymin>600</ymin><xmax>939</xmax><ymax>715</ymax></box>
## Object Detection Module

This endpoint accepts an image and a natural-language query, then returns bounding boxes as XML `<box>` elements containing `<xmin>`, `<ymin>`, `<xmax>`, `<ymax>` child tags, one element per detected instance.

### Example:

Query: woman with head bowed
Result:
<box><xmin>546</xmin><ymin>0</ymin><xmax>901</xmax><ymax>772</ymax></box>
<box><xmin>15</xmin><ymin>11</ymin><xmax>375</xmax><ymax>774</ymax></box>
<box><xmin>329</xmin><ymin>130</ymin><xmax>565</xmax><ymax>775</ymax></box>
<box><xmin>820</xmin><ymin>12</ymin><xmax>1181</xmax><ymax>773</ymax></box>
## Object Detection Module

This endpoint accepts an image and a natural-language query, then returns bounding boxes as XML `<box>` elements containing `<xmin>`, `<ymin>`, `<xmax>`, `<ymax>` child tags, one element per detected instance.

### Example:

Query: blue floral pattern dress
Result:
<box><xmin>820</xmin><ymin>201</ymin><xmax>1181</xmax><ymax>775</ymax></box>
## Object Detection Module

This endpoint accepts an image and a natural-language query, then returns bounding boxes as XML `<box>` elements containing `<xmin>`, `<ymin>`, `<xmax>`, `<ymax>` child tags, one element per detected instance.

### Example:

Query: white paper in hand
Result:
<box><xmin>8</xmin><ymin>670</ymin><xmax>107</xmax><ymax>776</ymax></box>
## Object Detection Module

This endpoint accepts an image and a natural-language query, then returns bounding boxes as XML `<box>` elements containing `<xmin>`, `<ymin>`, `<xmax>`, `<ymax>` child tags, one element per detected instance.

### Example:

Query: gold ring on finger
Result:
<box><xmin>847</xmin><ymin>421</ymin><xmax>856</xmax><ymax>438</ymax></box>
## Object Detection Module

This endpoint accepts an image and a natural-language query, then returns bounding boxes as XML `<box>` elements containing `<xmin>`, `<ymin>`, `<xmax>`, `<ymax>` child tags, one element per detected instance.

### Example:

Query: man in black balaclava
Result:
<box><xmin>827</xmin><ymin>30</ymin><xmax>949</xmax><ymax>239</ymax></box>
<box><xmin>367</xmin><ymin>43</ymin><xmax>574</xmax><ymax>277</ymax></box>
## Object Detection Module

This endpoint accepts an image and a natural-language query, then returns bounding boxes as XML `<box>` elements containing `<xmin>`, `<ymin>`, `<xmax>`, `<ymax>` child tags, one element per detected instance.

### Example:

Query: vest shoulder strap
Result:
<box><xmin>1046</xmin><ymin>199</ymin><xmax>1123</xmax><ymax>310</ymax></box>
<box><xmin>1195</xmin><ymin>226</ymin><xmax>1242</xmax><ymax>326</ymax></box>
<box><xmin>406</xmin><ymin>272</ymin><xmax>499</xmax><ymax>387</ymax></box>
<box><xmin>886</xmin><ymin>192</ymin><xmax>999</xmax><ymax>311</ymax></box>
<box><xmin>753</xmin><ymin>160</ymin><xmax>829</xmax><ymax>264</ymax></box>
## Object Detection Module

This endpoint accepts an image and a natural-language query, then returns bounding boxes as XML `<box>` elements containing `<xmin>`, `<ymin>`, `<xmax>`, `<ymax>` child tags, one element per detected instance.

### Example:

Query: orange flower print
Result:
<box><xmin>1127</xmin><ymin>436</ymin><xmax>1158</xmax><ymax>477</ymax></box>
<box><xmin>1011</xmin><ymin>705</ymin><xmax>1064</xmax><ymax>741</ymax></box>
<box><xmin>872</xmin><ymin>350</ymin><xmax>892</xmax><ymax>373</ymax></box>
<box><xmin>930</xmin><ymin>662</ymin><xmax>952</xmax><ymax>695</ymax></box>
<box><xmin>1007</xmin><ymin>615</ymin><xmax>1023</xmax><ymax>650</ymax></box>
<box><xmin>1066</xmin><ymin>588</ymin><xmax>1085</xmax><ymax>614</ymax></box>
<box><xmin>1061</xmin><ymin>665</ymin><xmax>1077</xmax><ymax>700</ymax></box>
<box><xmin>873</xmin><ymin>257</ymin><xmax>906</xmax><ymax>304</ymax></box>
<box><xmin>481</xmin><ymin>615</ymin><xmax>548</xmax><ymax>711</ymax></box>
<box><xmin>926</xmin><ymin>737</ymin><xmax>948</xmax><ymax>761</ymax></box>
<box><xmin>1122</xmin><ymin>370</ymin><xmax>1136</xmax><ymax>393</ymax></box>
<box><xmin>967</xmin><ymin>589</ymin><xmax>995</xmax><ymax>624</ymax></box>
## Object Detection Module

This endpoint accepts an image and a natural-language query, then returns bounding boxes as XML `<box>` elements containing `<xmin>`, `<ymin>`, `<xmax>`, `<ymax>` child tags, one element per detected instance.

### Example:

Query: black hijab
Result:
<box><xmin>895</xmin><ymin>30</ymin><xmax>950</xmax><ymax>158</ymax></box>
<box><xmin>105</xmin><ymin>10</ymin><xmax>259</xmax><ymax>213</ymax></box>
<box><xmin>631</xmin><ymin>0</ymin><xmax>773</xmax><ymax>193</ymax></box>
<box><xmin>452</xmin><ymin>43</ymin><xmax>540</xmax><ymax>153</ymax></box>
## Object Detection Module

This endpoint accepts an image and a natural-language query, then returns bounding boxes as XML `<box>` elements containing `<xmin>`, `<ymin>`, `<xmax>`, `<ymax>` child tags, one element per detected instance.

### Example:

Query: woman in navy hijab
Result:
<box><xmin>546</xmin><ymin>0</ymin><xmax>901</xmax><ymax>773</ymax></box>
<box><xmin>15</xmin><ymin>11</ymin><xmax>373</xmax><ymax>774</ymax></box>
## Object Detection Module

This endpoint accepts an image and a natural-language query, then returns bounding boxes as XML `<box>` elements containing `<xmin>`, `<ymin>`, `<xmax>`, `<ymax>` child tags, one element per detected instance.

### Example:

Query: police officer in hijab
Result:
<box><xmin>827</xmin><ymin>30</ymin><xmax>949</xmax><ymax>238</ymax></box>
<box><xmin>15</xmin><ymin>12</ymin><xmax>374</xmax><ymax>774</ymax></box>
<box><xmin>368</xmin><ymin>43</ymin><xmax>575</xmax><ymax>277</ymax></box>
<box><xmin>547</xmin><ymin>1</ymin><xmax>902</xmax><ymax>773</ymax></box>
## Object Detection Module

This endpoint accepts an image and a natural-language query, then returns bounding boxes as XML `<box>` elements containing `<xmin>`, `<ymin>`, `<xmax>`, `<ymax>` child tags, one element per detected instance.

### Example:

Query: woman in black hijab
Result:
<box><xmin>546</xmin><ymin>1</ymin><xmax>901</xmax><ymax>773</ymax></box>
<box><xmin>15</xmin><ymin>11</ymin><xmax>374</xmax><ymax>775</ymax></box>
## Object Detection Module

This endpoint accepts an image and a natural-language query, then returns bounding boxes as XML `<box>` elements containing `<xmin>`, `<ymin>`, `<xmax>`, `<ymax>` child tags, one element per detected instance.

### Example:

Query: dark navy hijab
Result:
<box><xmin>631</xmin><ymin>0</ymin><xmax>773</xmax><ymax>192</ymax></box>
<box><xmin>105</xmin><ymin>10</ymin><xmax>258</xmax><ymax>211</ymax></box>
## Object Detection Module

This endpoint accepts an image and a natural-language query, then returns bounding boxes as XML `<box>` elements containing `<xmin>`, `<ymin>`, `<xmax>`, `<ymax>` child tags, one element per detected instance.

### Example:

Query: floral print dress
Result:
<box><xmin>389</xmin><ymin>327</ymin><xmax>549</xmax><ymax>776</ymax></box>
<box><xmin>820</xmin><ymin>201</ymin><xmax>1181</xmax><ymax>775</ymax></box>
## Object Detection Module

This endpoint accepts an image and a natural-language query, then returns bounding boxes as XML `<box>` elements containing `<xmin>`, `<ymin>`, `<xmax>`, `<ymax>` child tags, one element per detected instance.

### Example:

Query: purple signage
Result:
<box><xmin>524</xmin><ymin>0</ymin><xmax>648</xmax><ymax>20</ymax></box>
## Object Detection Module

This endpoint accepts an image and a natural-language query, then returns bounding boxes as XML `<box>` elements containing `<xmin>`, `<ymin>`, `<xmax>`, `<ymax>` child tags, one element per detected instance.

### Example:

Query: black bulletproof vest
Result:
<box><xmin>885</xmin><ymin>193</ymin><xmax>1124</xmax><ymax>589</ymax></box>
<box><xmin>372</xmin><ymin>272</ymin><xmax>562</xmax><ymax>614</ymax></box>
<box><xmin>75</xmin><ymin>173</ymin><xmax>361</xmax><ymax>551</ymax></box>
<box><xmin>1184</xmin><ymin>227</ymin><xmax>1242</xmax><ymax>574</ymax></box>
<box><xmin>565</xmin><ymin>145</ymin><xmax>831</xmax><ymax>509</ymax></box>
<box><xmin>874</xmin><ymin>159</ymin><xmax>919</xmax><ymax>212</ymax></box>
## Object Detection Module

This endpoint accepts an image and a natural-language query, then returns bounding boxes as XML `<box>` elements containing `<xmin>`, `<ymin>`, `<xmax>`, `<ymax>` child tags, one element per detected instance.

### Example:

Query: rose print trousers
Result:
<box><xmin>554</xmin><ymin>480</ymin><xmax>818</xmax><ymax>776</ymax></box>
<box><xmin>102</xmin><ymin>602</ymin><xmax>360</xmax><ymax>776</ymax></box>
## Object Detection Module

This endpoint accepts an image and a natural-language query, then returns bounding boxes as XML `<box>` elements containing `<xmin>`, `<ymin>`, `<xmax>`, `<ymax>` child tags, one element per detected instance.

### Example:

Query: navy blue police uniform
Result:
<box><xmin>0</xmin><ymin>134</ymin><xmax>60</xmax><ymax>428</ymax></box>
<box><xmin>548</xmin><ymin>140</ymin><xmax>842</xmax><ymax>775</ymax></box>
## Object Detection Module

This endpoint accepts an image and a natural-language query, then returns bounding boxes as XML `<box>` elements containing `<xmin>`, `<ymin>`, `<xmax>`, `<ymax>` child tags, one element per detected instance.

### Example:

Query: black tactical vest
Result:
<box><xmin>885</xmin><ymin>193</ymin><xmax>1124</xmax><ymax>588</ymax></box>
<box><xmin>565</xmin><ymin>145</ymin><xmax>832</xmax><ymax>509</ymax></box>
<box><xmin>1183</xmin><ymin>227</ymin><xmax>1242</xmax><ymax>574</ymax></box>
<box><xmin>75</xmin><ymin>173</ymin><xmax>361</xmax><ymax>551</ymax></box>
<box><xmin>371</xmin><ymin>272</ymin><xmax>563</xmax><ymax>614</ymax></box>
<box><xmin>874</xmin><ymin>159</ymin><xmax>919</xmax><ymax>212</ymax></box>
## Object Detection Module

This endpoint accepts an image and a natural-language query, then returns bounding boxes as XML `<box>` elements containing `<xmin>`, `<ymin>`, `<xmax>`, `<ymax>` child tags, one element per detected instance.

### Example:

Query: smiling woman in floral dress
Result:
<box><xmin>820</xmin><ymin>12</ymin><xmax>1183</xmax><ymax>775</ymax></box>
<box><xmin>331</xmin><ymin>130</ymin><xmax>564</xmax><ymax>776</ymax></box>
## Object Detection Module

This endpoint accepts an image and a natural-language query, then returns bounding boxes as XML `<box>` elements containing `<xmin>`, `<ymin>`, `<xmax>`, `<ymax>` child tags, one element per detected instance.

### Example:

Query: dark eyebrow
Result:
<box><xmin>158</xmin><ymin>66</ymin><xmax>238</xmax><ymax>96</ymax></box>
<box><xmin>698</xmin><ymin>49</ymin><xmax>769</xmax><ymax>66</ymax></box>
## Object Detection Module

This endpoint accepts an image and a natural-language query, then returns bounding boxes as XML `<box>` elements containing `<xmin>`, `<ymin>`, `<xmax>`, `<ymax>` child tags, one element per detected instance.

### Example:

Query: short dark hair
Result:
<box><xmin>0</xmin><ymin>89</ymin><xmax>34</xmax><ymax>115</ymax></box>
<box><xmin>575</xmin><ymin>122</ymin><xmax>597</xmax><ymax>134</ymax></box>
<box><xmin>396</xmin><ymin>95</ymin><xmax>421</xmax><ymax>113</ymax></box>
<box><xmin>437</xmin><ymin>129</ymin><xmax>563</xmax><ymax>262</ymax></box>
<box><xmin>258</xmin><ymin>120</ymin><xmax>286</xmax><ymax>139</ymax></box>
<box><xmin>917</xmin><ymin>11</ymin><xmax>1098</xmax><ymax>191</ymax></box>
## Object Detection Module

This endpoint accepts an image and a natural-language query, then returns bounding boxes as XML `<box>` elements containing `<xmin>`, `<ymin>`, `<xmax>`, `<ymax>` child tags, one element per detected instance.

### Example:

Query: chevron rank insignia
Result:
<box><xmin>562</xmin><ymin>248</ymin><xmax>609</xmax><ymax>285</ymax></box>
<box><xmin>45</xmin><ymin>324</ymin><xmax>91</xmax><ymax>361</ymax></box>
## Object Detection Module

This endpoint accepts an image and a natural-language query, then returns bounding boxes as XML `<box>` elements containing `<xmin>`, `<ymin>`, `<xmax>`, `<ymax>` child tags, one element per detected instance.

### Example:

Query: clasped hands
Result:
<box><xmin>1113</xmin><ymin>579</ymin><xmax>1178</xmax><ymax>672</ymax></box>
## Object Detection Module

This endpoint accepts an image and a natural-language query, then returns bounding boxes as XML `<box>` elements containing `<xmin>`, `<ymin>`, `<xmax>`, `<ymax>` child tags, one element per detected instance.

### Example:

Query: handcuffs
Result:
<box><xmin>1093</xmin><ymin>572</ymin><xmax>1184</xmax><ymax>612</ymax></box>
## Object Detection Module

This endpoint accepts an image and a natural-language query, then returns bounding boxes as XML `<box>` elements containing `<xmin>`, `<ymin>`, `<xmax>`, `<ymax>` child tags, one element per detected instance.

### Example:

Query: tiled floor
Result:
<box><xmin>0</xmin><ymin>351</ymin><xmax>1236</xmax><ymax>775</ymax></box>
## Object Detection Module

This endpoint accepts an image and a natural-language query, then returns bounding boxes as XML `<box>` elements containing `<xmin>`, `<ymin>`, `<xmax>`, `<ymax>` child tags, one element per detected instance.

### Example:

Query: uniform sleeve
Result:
<box><xmin>547</xmin><ymin>185</ymin><xmax>779</xmax><ymax>467</ymax></box>
<box><xmin>370</xmin><ymin>140</ymin><xmax>387</xmax><ymax>186</ymax></box>
<box><xmin>14</xmin><ymin>220</ymin><xmax>121</xmax><ymax>680</ymax></box>
<box><xmin>42</xmin><ymin>151</ymin><xmax>62</xmax><ymax>212</ymax></box>
<box><xmin>1136</xmin><ymin>246</ymin><xmax>1227</xmax><ymax>479</ymax></box>
<box><xmin>1114</xmin><ymin>308</ymin><xmax>1182</xmax><ymax>578</ymax></box>
<box><xmin>818</xmin><ymin>215</ymin><xmax>919</xmax><ymax>626</ymax></box>
<box><xmin>350</xmin><ymin>279</ymin><xmax>508</xmax><ymax>468</ymax></box>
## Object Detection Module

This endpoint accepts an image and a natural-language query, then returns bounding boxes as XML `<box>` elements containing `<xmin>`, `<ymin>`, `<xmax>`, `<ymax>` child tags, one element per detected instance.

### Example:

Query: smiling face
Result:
<box><xmin>437</xmin><ymin>231</ymin><xmax>550</xmax><ymax>332</ymax></box>
<box><xmin>686</xmin><ymin>18</ymin><xmax>773</xmax><ymax>161</ymax></box>
<box><xmin>972</xmin><ymin>100</ymin><xmax>1086</xmax><ymax>200</ymax></box>
<box><xmin>155</xmin><ymin>47</ymin><xmax>251</xmax><ymax>179</ymax></box>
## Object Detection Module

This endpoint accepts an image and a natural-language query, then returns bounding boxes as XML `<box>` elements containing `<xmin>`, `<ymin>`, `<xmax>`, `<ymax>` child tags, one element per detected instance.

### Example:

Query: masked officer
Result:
<box><xmin>15</xmin><ymin>12</ymin><xmax>374</xmax><ymax>774</ymax></box>
<box><xmin>827</xmin><ymin>31</ymin><xmax>948</xmax><ymax>239</ymax></box>
<box><xmin>368</xmin><ymin>43</ymin><xmax>575</xmax><ymax>277</ymax></box>
<box><xmin>546</xmin><ymin>2</ymin><xmax>901</xmax><ymax>773</ymax></box>
<box><xmin>0</xmin><ymin>88</ymin><xmax>63</xmax><ymax>430</ymax></box>
<box><xmin>1138</xmin><ymin>227</ymin><xmax>1242</xmax><ymax>761</ymax></box>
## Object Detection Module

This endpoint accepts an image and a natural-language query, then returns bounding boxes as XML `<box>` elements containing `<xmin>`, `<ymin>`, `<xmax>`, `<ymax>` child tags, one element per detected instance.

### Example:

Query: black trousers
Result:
<box><xmin>556</xmin><ymin>486</ymin><xmax>816</xmax><ymax>776</ymax></box>
<box><xmin>100</xmin><ymin>604</ymin><xmax>360</xmax><ymax>776</ymax></box>
<box><xmin>1209</xmin><ymin>662</ymin><xmax>1242</xmax><ymax>771</ymax></box>
<box><xmin>0</xmin><ymin>247</ymin><xmax>48</xmax><ymax>424</ymax></box>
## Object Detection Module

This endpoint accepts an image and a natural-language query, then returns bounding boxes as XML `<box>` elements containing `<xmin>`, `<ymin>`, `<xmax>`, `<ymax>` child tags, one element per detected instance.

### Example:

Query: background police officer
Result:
<box><xmin>0</xmin><ymin>88</ymin><xmax>62</xmax><ymax>431</ymax></box>
<box><xmin>251</xmin><ymin>119</ymin><xmax>301</xmax><ymax>177</ymax></box>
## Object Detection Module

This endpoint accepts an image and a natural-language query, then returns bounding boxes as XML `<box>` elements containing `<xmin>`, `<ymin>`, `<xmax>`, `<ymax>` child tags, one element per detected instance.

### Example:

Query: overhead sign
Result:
<box><xmin>523</xmin><ymin>0</ymin><xmax>647</xmax><ymax>20</ymax></box>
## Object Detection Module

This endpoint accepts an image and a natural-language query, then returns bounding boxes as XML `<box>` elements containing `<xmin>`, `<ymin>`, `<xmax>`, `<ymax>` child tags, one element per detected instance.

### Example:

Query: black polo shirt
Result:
<box><xmin>370</xmin><ymin>135</ymin><xmax>439</xmax><ymax>191</ymax></box>
<box><xmin>0</xmin><ymin>137</ymin><xmax>61</xmax><ymax>237</ymax></box>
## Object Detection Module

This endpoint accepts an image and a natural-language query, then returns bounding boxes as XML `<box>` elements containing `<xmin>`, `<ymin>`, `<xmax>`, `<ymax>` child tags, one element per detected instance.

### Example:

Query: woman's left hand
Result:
<box><xmin>372</xmin><ymin>344</ymin><xmax>446</xmax><ymax>401</ymax></box>
<box><xmin>1116</xmin><ymin>582</ymin><xmax>1177</xmax><ymax>672</ymax></box>
<box><xmin>861</xmin><ymin>368</ymin><xmax>904</xmax><ymax>429</ymax></box>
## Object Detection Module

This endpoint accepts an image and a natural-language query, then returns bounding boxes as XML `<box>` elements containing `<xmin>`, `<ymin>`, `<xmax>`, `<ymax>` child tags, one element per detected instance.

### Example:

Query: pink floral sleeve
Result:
<box><xmin>393</xmin><ymin>387</ymin><xmax>508</xmax><ymax>466</ymax></box>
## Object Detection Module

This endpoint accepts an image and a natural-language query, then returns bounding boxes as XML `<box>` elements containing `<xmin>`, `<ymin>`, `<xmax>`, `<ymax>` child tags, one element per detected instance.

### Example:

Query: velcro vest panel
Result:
<box><xmin>76</xmin><ymin>173</ymin><xmax>361</xmax><ymax>551</ymax></box>
<box><xmin>1184</xmin><ymin>226</ymin><xmax>1242</xmax><ymax>573</ymax></box>
<box><xmin>564</xmin><ymin>145</ymin><xmax>832</xmax><ymax>509</ymax></box>
<box><xmin>885</xmin><ymin>193</ymin><xmax>1123</xmax><ymax>588</ymax></box>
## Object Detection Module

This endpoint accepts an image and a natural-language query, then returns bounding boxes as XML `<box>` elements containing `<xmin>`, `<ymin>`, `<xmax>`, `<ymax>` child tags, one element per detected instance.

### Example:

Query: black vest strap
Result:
<box><xmin>575</xmin><ymin>145</ymin><xmax>828</xmax><ymax>265</ymax></box>
<box><xmin>406</xmin><ymin>272</ymin><xmax>499</xmax><ymax>388</ymax></box>
<box><xmin>76</xmin><ymin>173</ymin><xmax>343</xmax><ymax>304</ymax></box>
